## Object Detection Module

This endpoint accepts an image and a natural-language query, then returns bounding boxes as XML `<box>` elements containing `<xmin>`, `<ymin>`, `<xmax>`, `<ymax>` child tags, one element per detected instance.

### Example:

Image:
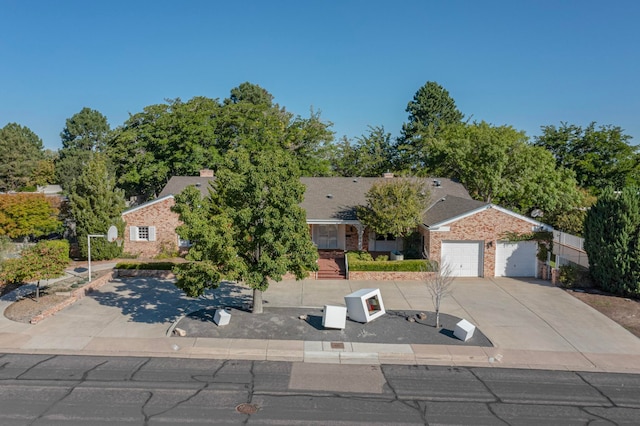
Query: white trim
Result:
<box><xmin>122</xmin><ymin>195</ymin><xmax>174</xmax><ymax>216</ymax></box>
<box><xmin>306</xmin><ymin>219</ymin><xmax>361</xmax><ymax>225</ymax></box>
<box><xmin>429</xmin><ymin>226</ymin><xmax>450</xmax><ymax>232</ymax></box>
<box><xmin>148</xmin><ymin>226</ymin><xmax>156</xmax><ymax>242</ymax></box>
<box><xmin>130</xmin><ymin>226</ymin><xmax>138</xmax><ymax>241</ymax></box>
<box><xmin>428</xmin><ymin>204</ymin><xmax>552</xmax><ymax>231</ymax></box>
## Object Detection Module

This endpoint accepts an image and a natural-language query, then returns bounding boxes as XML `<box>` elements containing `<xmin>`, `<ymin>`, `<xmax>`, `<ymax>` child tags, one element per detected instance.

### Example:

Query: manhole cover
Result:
<box><xmin>236</xmin><ymin>403</ymin><xmax>259</xmax><ymax>415</ymax></box>
<box><xmin>330</xmin><ymin>342</ymin><xmax>345</xmax><ymax>349</ymax></box>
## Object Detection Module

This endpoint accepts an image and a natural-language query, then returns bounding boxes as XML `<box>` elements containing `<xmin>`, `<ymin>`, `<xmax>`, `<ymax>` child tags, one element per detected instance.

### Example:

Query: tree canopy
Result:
<box><xmin>330</xmin><ymin>126</ymin><xmax>395</xmax><ymax>177</ymax></box>
<box><xmin>0</xmin><ymin>240</ymin><xmax>70</xmax><ymax>286</ymax></box>
<box><xmin>0</xmin><ymin>123</ymin><xmax>45</xmax><ymax>192</ymax></box>
<box><xmin>534</xmin><ymin>122</ymin><xmax>639</xmax><ymax>194</ymax></box>
<box><xmin>357</xmin><ymin>178</ymin><xmax>429</xmax><ymax>238</ymax></box>
<box><xmin>0</xmin><ymin>193</ymin><xmax>61</xmax><ymax>240</ymax></box>
<box><xmin>108</xmin><ymin>84</ymin><xmax>334</xmax><ymax>200</ymax></box>
<box><xmin>424</xmin><ymin>121</ymin><xmax>582</xmax><ymax>219</ymax></box>
<box><xmin>173</xmin><ymin>147</ymin><xmax>318</xmax><ymax>313</ymax></box>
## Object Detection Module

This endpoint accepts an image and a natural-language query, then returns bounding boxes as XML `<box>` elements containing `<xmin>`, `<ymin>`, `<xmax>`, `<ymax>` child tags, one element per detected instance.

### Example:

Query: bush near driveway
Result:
<box><xmin>347</xmin><ymin>251</ymin><xmax>433</xmax><ymax>272</ymax></box>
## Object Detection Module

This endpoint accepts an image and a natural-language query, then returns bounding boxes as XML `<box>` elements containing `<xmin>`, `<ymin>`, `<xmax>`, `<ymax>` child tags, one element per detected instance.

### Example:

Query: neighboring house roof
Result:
<box><xmin>122</xmin><ymin>195</ymin><xmax>174</xmax><ymax>216</ymax></box>
<box><xmin>37</xmin><ymin>184</ymin><xmax>63</xmax><ymax>195</ymax></box>
<box><xmin>300</xmin><ymin>177</ymin><xmax>471</xmax><ymax>222</ymax></box>
<box><xmin>158</xmin><ymin>176</ymin><xmax>215</xmax><ymax>198</ymax></box>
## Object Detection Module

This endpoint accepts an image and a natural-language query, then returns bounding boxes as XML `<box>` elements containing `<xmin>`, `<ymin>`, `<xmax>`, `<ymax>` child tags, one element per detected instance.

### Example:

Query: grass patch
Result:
<box><xmin>347</xmin><ymin>251</ymin><xmax>433</xmax><ymax>272</ymax></box>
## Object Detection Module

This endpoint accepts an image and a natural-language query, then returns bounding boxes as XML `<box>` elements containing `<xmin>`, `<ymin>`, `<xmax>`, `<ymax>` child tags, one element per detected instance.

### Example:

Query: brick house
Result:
<box><xmin>122</xmin><ymin>172</ymin><xmax>551</xmax><ymax>278</ymax></box>
<box><xmin>121</xmin><ymin>171</ymin><xmax>215</xmax><ymax>258</ymax></box>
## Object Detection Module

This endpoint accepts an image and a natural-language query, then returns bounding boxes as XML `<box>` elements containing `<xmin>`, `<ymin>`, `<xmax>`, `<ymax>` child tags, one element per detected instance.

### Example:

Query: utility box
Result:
<box><xmin>454</xmin><ymin>319</ymin><xmax>476</xmax><ymax>342</ymax></box>
<box><xmin>322</xmin><ymin>305</ymin><xmax>347</xmax><ymax>329</ymax></box>
<box><xmin>344</xmin><ymin>288</ymin><xmax>386</xmax><ymax>323</ymax></box>
<box><xmin>214</xmin><ymin>309</ymin><xmax>231</xmax><ymax>326</ymax></box>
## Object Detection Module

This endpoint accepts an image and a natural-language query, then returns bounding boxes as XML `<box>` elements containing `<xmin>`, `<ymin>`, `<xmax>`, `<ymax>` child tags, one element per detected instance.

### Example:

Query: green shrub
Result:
<box><xmin>115</xmin><ymin>262</ymin><xmax>176</xmax><ymax>270</ymax></box>
<box><xmin>558</xmin><ymin>264</ymin><xmax>578</xmax><ymax>288</ymax></box>
<box><xmin>375</xmin><ymin>255</ymin><xmax>389</xmax><ymax>262</ymax></box>
<box><xmin>346</xmin><ymin>252</ymin><xmax>433</xmax><ymax>272</ymax></box>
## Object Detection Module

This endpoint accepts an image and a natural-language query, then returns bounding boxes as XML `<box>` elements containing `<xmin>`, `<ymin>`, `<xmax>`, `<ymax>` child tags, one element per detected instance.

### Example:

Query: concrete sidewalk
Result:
<box><xmin>1</xmin><ymin>271</ymin><xmax>640</xmax><ymax>374</ymax></box>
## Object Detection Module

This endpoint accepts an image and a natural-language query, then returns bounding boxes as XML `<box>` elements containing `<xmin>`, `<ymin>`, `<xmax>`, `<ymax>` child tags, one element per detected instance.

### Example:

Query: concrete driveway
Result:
<box><xmin>262</xmin><ymin>276</ymin><xmax>640</xmax><ymax>355</ymax></box>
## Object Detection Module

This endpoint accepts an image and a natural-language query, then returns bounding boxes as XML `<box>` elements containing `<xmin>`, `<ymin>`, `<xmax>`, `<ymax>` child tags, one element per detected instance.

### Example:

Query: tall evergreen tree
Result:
<box><xmin>68</xmin><ymin>155</ymin><xmax>125</xmax><ymax>260</ymax></box>
<box><xmin>0</xmin><ymin>123</ymin><xmax>45</xmax><ymax>192</ymax></box>
<box><xmin>584</xmin><ymin>187</ymin><xmax>640</xmax><ymax>297</ymax></box>
<box><xmin>396</xmin><ymin>81</ymin><xmax>464</xmax><ymax>172</ymax></box>
<box><xmin>56</xmin><ymin>107</ymin><xmax>111</xmax><ymax>192</ymax></box>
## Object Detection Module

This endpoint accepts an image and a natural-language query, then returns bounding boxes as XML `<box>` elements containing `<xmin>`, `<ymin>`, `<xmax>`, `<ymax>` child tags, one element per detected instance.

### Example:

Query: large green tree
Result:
<box><xmin>109</xmin><ymin>84</ymin><xmax>334</xmax><ymax>200</ymax></box>
<box><xmin>173</xmin><ymin>148</ymin><xmax>318</xmax><ymax>313</ymax></box>
<box><xmin>68</xmin><ymin>155</ymin><xmax>125</xmax><ymax>260</ymax></box>
<box><xmin>427</xmin><ymin>122</ymin><xmax>581</xmax><ymax>218</ymax></box>
<box><xmin>0</xmin><ymin>123</ymin><xmax>45</xmax><ymax>192</ymax></box>
<box><xmin>534</xmin><ymin>122</ymin><xmax>639</xmax><ymax>194</ymax></box>
<box><xmin>109</xmin><ymin>97</ymin><xmax>222</xmax><ymax>200</ymax></box>
<box><xmin>56</xmin><ymin>108</ymin><xmax>111</xmax><ymax>192</ymax></box>
<box><xmin>584</xmin><ymin>187</ymin><xmax>640</xmax><ymax>297</ymax></box>
<box><xmin>396</xmin><ymin>81</ymin><xmax>465</xmax><ymax>172</ymax></box>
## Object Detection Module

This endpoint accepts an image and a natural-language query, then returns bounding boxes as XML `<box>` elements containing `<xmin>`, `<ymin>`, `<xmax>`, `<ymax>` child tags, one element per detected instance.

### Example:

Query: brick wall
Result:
<box><xmin>122</xmin><ymin>197</ymin><xmax>182</xmax><ymax>258</ymax></box>
<box><xmin>345</xmin><ymin>225</ymin><xmax>370</xmax><ymax>251</ymax></box>
<box><xmin>426</xmin><ymin>207</ymin><xmax>537</xmax><ymax>277</ymax></box>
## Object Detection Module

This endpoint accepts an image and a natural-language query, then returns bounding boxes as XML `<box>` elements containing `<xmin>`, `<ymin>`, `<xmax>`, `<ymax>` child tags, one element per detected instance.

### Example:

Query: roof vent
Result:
<box><xmin>327</xmin><ymin>194</ymin><xmax>333</xmax><ymax>199</ymax></box>
<box><xmin>195</xmin><ymin>182</ymin><xmax>201</xmax><ymax>187</ymax></box>
<box><xmin>433</xmin><ymin>179</ymin><xmax>441</xmax><ymax>187</ymax></box>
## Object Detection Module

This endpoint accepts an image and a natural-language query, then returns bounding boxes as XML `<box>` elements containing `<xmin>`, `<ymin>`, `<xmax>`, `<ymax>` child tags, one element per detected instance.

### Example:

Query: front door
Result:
<box><xmin>316</xmin><ymin>225</ymin><xmax>338</xmax><ymax>249</ymax></box>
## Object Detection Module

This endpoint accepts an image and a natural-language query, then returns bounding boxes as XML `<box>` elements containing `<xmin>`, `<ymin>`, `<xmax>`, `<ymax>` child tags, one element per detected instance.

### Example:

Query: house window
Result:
<box><xmin>138</xmin><ymin>226</ymin><xmax>149</xmax><ymax>240</ymax></box>
<box><xmin>376</xmin><ymin>233</ymin><xmax>396</xmax><ymax>241</ymax></box>
<box><xmin>130</xmin><ymin>226</ymin><xmax>156</xmax><ymax>242</ymax></box>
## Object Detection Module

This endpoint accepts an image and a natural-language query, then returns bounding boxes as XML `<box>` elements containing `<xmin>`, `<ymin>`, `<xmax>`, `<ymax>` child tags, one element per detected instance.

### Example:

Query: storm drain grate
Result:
<box><xmin>330</xmin><ymin>342</ymin><xmax>345</xmax><ymax>349</ymax></box>
<box><xmin>236</xmin><ymin>403</ymin><xmax>259</xmax><ymax>415</ymax></box>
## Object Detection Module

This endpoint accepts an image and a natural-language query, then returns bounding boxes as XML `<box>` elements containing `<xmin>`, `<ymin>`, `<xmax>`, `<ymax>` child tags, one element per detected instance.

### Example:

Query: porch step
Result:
<box><xmin>317</xmin><ymin>255</ymin><xmax>347</xmax><ymax>280</ymax></box>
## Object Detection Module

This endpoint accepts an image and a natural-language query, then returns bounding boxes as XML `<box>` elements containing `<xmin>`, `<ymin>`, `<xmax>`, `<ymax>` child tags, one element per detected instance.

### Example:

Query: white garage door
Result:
<box><xmin>441</xmin><ymin>241</ymin><xmax>483</xmax><ymax>277</ymax></box>
<box><xmin>495</xmin><ymin>241</ymin><xmax>537</xmax><ymax>277</ymax></box>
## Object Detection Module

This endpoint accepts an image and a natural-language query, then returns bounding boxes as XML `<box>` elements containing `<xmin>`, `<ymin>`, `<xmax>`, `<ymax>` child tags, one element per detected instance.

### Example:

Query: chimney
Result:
<box><xmin>199</xmin><ymin>169</ymin><xmax>214</xmax><ymax>177</ymax></box>
<box><xmin>382</xmin><ymin>172</ymin><xmax>394</xmax><ymax>179</ymax></box>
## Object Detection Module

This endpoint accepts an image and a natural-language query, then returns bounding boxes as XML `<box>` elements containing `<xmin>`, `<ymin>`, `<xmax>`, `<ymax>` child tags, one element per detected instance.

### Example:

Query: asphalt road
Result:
<box><xmin>1</xmin><ymin>354</ymin><xmax>639</xmax><ymax>425</ymax></box>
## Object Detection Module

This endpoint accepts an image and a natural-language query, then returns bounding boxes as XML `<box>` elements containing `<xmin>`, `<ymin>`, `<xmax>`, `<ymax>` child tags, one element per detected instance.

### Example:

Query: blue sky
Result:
<box><xmin>1</xmin><ymin>0</ymin><xmax>639</xmax><ymax>151</ymax></box>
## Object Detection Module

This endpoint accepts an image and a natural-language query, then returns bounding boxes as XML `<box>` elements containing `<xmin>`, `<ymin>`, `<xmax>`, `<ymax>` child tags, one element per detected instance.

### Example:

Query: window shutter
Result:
<box><xmin>130</xmin><ymin>226</ymin><xmax>138</xmax><ymax>242</ymax></box>
<box><xmin>148</xmin><ymin>226</ymin><xmax>156</xmax><ymax>242</ymax></box>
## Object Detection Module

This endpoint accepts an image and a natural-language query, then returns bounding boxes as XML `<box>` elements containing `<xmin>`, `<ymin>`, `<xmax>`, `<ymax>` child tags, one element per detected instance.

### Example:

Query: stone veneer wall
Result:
<box><xmin>123</xmin><ymin>197</ymin><xmax>182</xmax><ymax>258</ymax></box>
<box><xmin>348</xmin><ymin>271</ymin><xmax>435</xmax><ymax>281</ymax></box>
<box><xmin>426</xmin><ymin>207</ymin><xmax>537</xmax><ymax>278</ymax></box>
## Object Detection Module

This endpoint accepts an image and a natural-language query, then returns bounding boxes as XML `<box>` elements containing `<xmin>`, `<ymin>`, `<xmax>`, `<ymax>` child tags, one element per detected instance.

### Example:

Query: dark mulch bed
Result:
<box><xmin>175</xmin><ymin>307</ymin><xmax>492</xmax><ymax>347</ymax></box>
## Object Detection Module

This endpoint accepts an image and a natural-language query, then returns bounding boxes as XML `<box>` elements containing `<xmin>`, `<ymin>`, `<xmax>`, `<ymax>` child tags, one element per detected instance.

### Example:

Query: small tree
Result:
<box><xmin>0</xmin><ymin>240</ymin><xmax>70</xmax><ymax>301</ymax></box>
<box><xmin>425</xmin><ymin>261</ymin><xmax>455</xmax><ymax>328</ymax></box>
<box><xmin>357</xmin><ymin>178</ymin><xmax>429</xmax><ymax>249</ymax></box>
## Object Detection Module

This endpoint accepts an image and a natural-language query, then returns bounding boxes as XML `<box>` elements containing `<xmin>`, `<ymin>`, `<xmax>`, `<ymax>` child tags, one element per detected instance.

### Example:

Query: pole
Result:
<box><xmin>87</xmin><ymin>234</ymin><xmax>106</xmax><ymax>282</ymax></box>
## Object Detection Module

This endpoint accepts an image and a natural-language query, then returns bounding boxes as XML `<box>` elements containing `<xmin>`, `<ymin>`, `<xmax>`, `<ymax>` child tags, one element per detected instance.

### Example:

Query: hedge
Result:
<box><xmin>346</xmin><ymin>251</ymin><xmax>434</xmax><ymax>272</ymax></box>
<box><xmin>115</xmin><ymin>262</ymin><xmax>177</xmax><ymax>270</ymax></box>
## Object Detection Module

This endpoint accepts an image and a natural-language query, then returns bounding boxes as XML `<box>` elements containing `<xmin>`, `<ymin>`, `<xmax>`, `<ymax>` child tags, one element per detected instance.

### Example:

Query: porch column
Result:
<box><xmin>354</xmin><ymin>224</ymin><xmax>365</xmax><ymax>251</ymax></box>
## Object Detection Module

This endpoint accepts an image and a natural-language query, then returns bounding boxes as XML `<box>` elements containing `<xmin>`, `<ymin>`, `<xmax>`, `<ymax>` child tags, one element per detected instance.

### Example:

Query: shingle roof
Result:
<box><xmin>422</xmin><ymin>196</ymin><xmax>488</xmax><ymax>227</ymax></box>
<box><xmin>158</xmin><ymin>176</ymin><xmax>216</xmax><ymax>198</ymax></box>
<box><xmin>300</xmin><ymin>177</ymin><xmax>472</xmax><ymax>221</ymax></box>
